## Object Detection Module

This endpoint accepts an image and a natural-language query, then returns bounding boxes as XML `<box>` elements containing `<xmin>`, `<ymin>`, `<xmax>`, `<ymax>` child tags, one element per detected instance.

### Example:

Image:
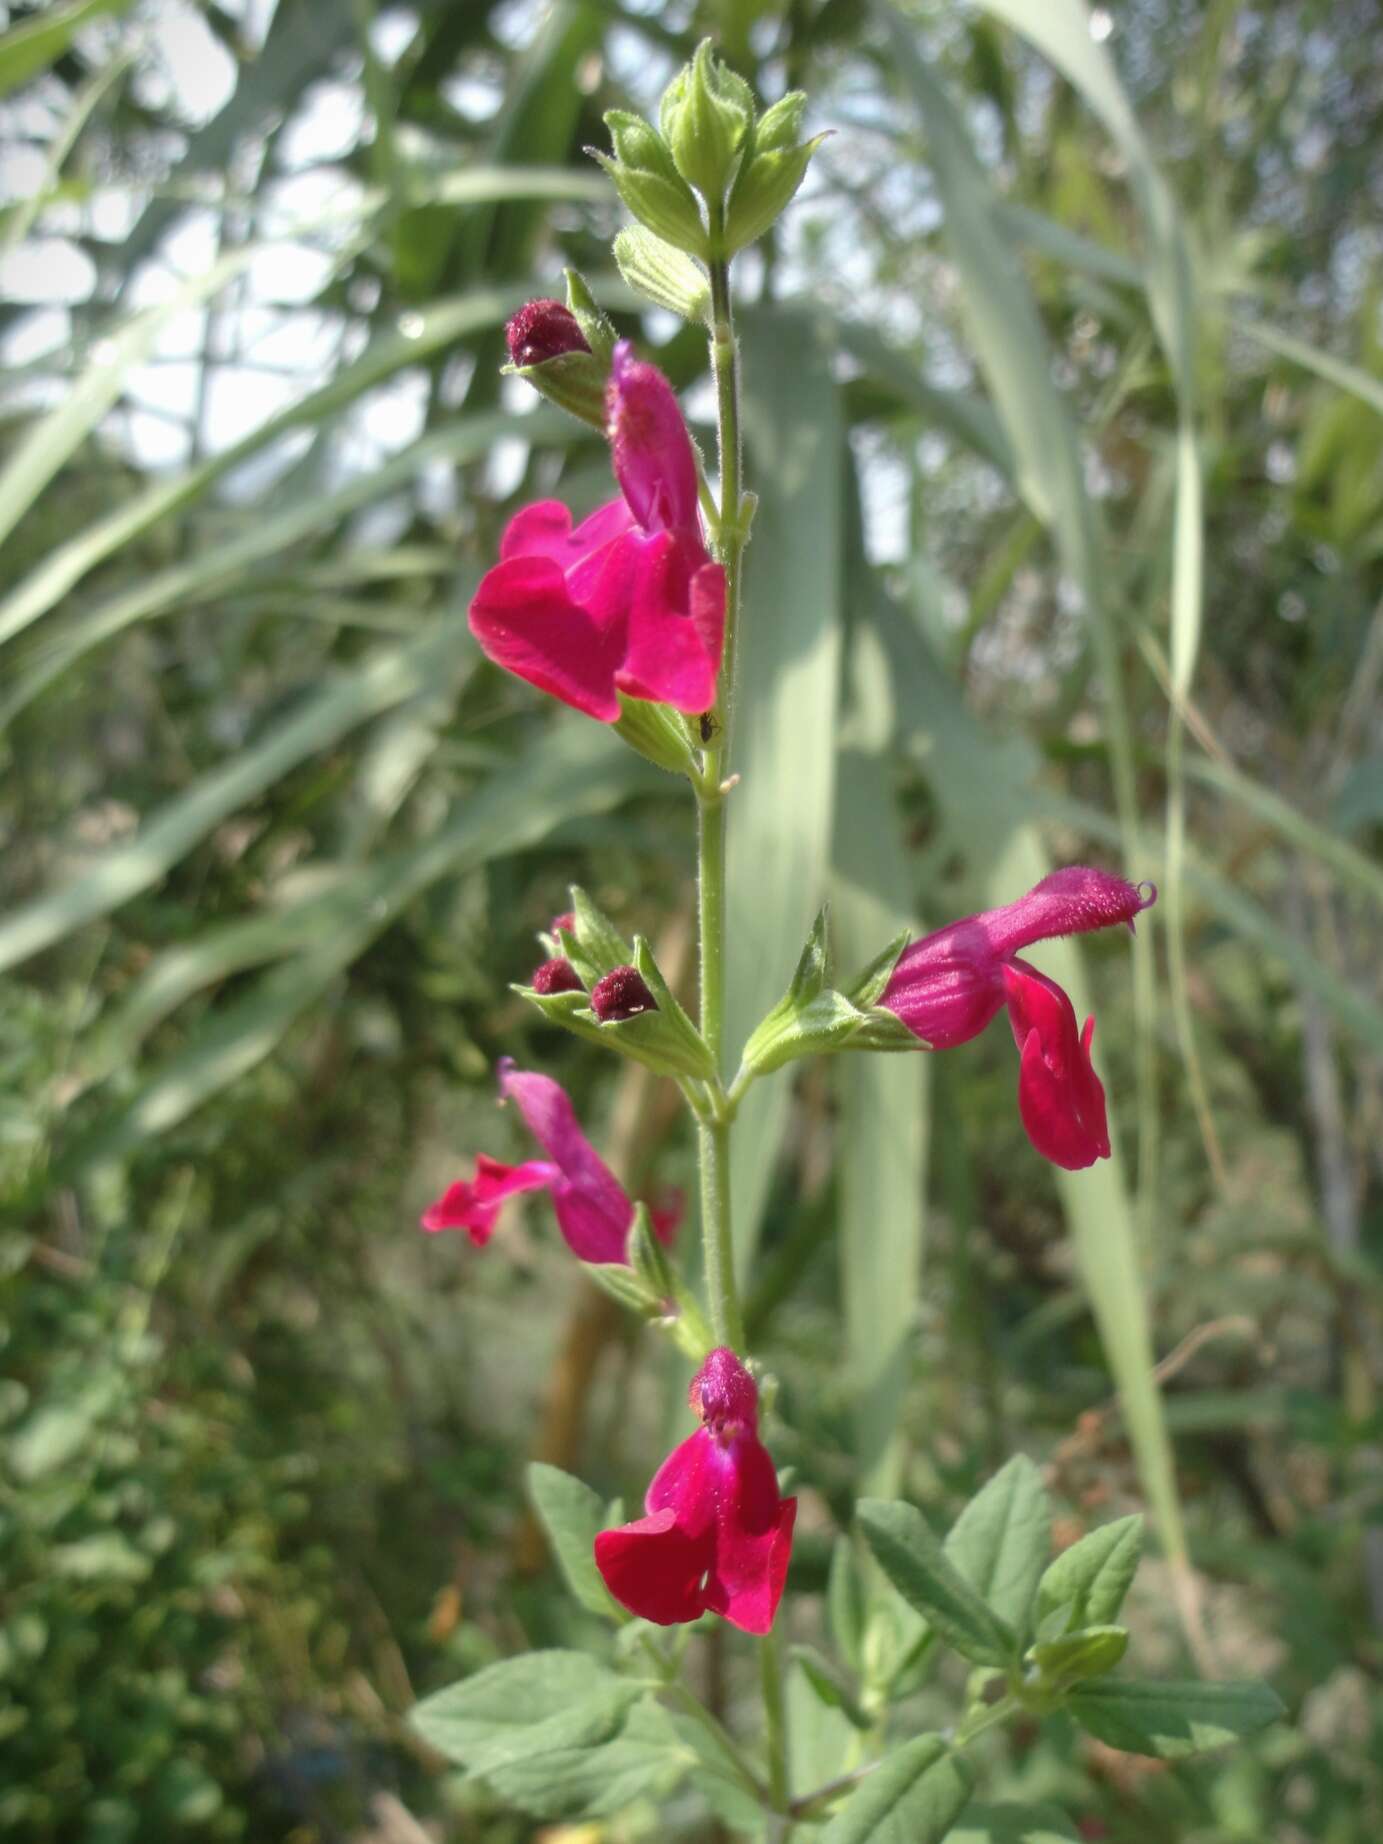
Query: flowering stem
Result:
<box><xmin>759</xmin><ymin>1620</ymin><xmax>791</xmax><ymax>1814</ymax></box>
<box><xmin>694</xmin><ymin>218</ymin><xmax>748</xmax><ymax>1355</ymax></box>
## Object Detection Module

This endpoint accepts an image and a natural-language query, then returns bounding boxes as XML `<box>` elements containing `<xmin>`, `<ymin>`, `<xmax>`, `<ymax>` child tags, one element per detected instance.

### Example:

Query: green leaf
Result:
<box><xmin>1236</xmin><ymin>317</ymin><xmax>1383</xmax><ymax>418</ymax></box>
<box><xmin>948</xmin><ymin>1803</ymin><xmax>1082</xmax><ymax>1843</ymax></box>
<box><xmin>793</xmin><ymin>1644</ymin><xmax>872</xmax><ymax>1730</ymax></box>
<box><xmin>1027</xmin><ymin>1625</ymin><xmax>1128</xmax><ymax>1693</ymax></box>
<box><xmin>727</xmin><ymin>310</ymin><xmax>843</xmax><ymax>1271</ymax></box>
<box><xmin>410</xmin><ymin>1651</ymin><xmax>632</xmax><ymax>1764</ymax></box>
<box><xmin>1036</xmin><ymin>1515</ymin><xmax>1142</xmax><ymax>1635</ymax></box>
<box><xmin>828</xmin><ymin>1535</ymin><xmax>869</xmax><ymax>1674</ymax></box>
<box><xmin>1068</xmin><ymin>1678</ymin><xmax>1286</xmax><ymax>1759</ymax></box>
<box><xmin>0</xmin><ymin>294</ymin><xmax>522</xmax><ymax>653</ymax></box>
<box><xmin>479</xmin><ymin>1699</ymin><xmax>691</xmax><ymax>1820</ymax></box>
<box><xmin>819</xmin><ymin>1733</ymin><xmax>972</xmax><ymax>1844</ymax></box>
<box><xmin>0</xmin><ymin>0</ymin><xmax>132</xmax><ymax>101</ymax></box>
<box><xmin>0</xmin><ymin>622</ymin><xmax>473</xmax><ymax>975</ymax></box>
<box><xmin>857</xmin><ymin>1499</ymin><xmax>1014</xmax><ymax>1666</ymax></box>
<box><xmin>832</xmin><ymin>734</ymin><xmax>927</xmax><ymax>1494</ymax></box>
<box><xmin>943</xmin><ymin>1456</ymin><xmax>1051</xmax><ymax>1640</ymax></box>
<box><xmin>526</xmin><ymin>1464</ymin><xmax>621</xmax><ymax>1621</ymax></box>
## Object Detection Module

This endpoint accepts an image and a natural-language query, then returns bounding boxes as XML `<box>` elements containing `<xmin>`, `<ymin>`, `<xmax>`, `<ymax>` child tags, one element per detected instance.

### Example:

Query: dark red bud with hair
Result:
<box><xmin>531</xmin><ymin>957</ymin><xmax>583</xmax><ymax>996</ymax></box>
<box><xmin>591</xmin><ymin>965</ymin><xmax>658</xmax><ymax>1022</ymax></box>
<box><xmin>506</xmin><ymin>299</ymin><xmax>591</xmax><ymax>368</ymax></box>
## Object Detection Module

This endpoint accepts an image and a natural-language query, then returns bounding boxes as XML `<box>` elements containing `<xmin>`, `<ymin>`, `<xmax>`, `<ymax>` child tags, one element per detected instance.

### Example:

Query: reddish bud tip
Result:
<box><xmin>550</xmin><ymin>911</ymin><xmax>577</xmax><ymax>937</ymax></box>
<box><xmin>531</xmin><ymin>956</ymin><xmax>583</xmax><ymax>996</ymax></box>
<box><xmin>690</xmin><ymin>1347</ymin><xmax>759</xmax><ymax>1430</ymax></box>
<box><xmin>506</xmin><ymin>299</ymin><xmax>590</xmax><ymax>368</ymax></box>
<box><xmin>590</xmin><ymin>964</ymin><xmax>658</xmax><ymax>1022</ymax></box>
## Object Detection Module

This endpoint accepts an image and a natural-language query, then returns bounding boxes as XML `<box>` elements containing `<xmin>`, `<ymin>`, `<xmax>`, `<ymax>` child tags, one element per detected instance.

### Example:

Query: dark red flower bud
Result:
<box><xmin>591</xmin><ymin>964</ymin><xmax>658</xmax><ymax>1022</ymax></box>
<box><xmin>531</xmin><ymin>956</ymin><xmax>583</xmax><ymax>996</ymax></box>
<box><xmin>506</xmin><ymin>299</ymin><xmax>591</xmax><ymax>368</ymax></box>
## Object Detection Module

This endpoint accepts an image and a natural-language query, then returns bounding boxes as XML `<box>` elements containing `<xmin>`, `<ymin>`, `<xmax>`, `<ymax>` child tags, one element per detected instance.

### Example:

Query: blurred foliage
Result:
<box><xmin>0</xmin><ymin>0</ymin><xmax>1380</xmax><ymax>1839</ymax></box>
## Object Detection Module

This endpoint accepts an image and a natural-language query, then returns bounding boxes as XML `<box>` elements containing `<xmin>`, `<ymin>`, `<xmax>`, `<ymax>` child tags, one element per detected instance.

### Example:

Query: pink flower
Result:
<box><xmin>468</xmin><ymin>341</ymin><xmax>725</xmax><ymax>720</ymax></box>
<box><xmin>421</xmin><ymin>1058</ymin><xmax>635</xmax><ymax>1263</ymax></box>
<box><xmin>878</xmin><ymin>867</ymin><xmax>1156</xmax><ymax>1172</ymax></box>
<box><xmin>594</xmin><ymin>1348</ymin><xmax>796</xmax><ymax>1634</ymax></box>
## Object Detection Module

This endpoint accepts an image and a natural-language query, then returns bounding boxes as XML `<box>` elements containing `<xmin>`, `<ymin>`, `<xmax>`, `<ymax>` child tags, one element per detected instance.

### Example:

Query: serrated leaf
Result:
<box><xmin>820</xmin><ymin>1733</ymin><xmax>971</xmax><ymax>1844</ymax></box>
<box><xmin>1036</xmin><ymin>1515</ymin><xmax>1142</xmax><ymax>1635</ymax></box>
<box><xmin>944</xmin><ymin>1456</ymin><xmax>1051</xmax><ymax>1640</ymax></box>
<box><xmin>1068</xmin><ymin>1679</ymin><xmax>1286</xmax><ymax>1759</ymax></box>
<box><xmin>1027</xmin><ymin>1625</ymin><xmax>1127</xmax><ymax>1693</ymax></box>
<box><xmin>526</xmin><ymin>1464</ymin><xmax>621</xmax><ymax>1621</ymax></box>
<box><xmin>857</xmin><ymin>1499</ymin><xmax>1014</xmax><ymax>1666</ymax></box>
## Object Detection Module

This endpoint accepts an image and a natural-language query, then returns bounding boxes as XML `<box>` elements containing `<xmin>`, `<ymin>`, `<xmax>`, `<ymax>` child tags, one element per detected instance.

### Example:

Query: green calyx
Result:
<box><xmin>594</xmin><ymin>109</ymin><xmax>707</xmax><ymax>258</ymax></box>
<box><xmin>517</xmin><ymin>889</ymin><xmax>716</xmax><ymax>1082</ymax></box>
<box><xmin>659</xmin><ymin>38</ymin><xmax>754</xmax><ymax>208</ymax></box>
<box><xmin>740</xmin><ymin>908</ymin><xmax>919</xmax><ymax>1077</ymax></box>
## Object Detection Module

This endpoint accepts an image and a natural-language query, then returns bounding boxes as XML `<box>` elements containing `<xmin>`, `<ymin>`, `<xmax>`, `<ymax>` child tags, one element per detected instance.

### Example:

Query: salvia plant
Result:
<box><xmin>409</xmin><ymin>43</ymin><xmax>1284</xmax><ymax>1841</ymax></box>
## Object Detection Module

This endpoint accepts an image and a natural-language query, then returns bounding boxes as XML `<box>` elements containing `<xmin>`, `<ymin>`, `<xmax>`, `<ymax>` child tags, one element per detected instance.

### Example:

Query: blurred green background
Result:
<box><xmin>1</xmin><ymin>0</ymin><xmax>1380</xmax><ymax>1838</ymax></box>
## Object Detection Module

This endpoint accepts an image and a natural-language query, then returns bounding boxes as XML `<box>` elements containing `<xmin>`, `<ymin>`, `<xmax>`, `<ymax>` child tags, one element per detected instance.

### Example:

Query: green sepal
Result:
<box><xmin>585</xmin><ymin>1261</ymin><xmax>658</xmax><ymax>1316</ymax></box>
<box><xmin>658</xmin><ymin>39</ymin><xmax>753</xmax><ymax>207</ymax></box>
<box><xmin>612</xmin><ymin>224</ymin><xmax>710</xmax><ymax>325</ymax></box>
<box><xmin>844</xmin><ymin>927</ymin><xmax>910</xmax><ymax>1008</ymax></box>
<box><xmin>623</xmin><ymin>935</ymin><xmax>717</xmax><ymax>1080</ymax></box>
<box><xmin>500</xmin><ymin>348</ymin><xmax>607</xmax><ymax>428</ymax></box>
<box><xmin>612</xmin><ymin>693</ymin><xmax>700</xmax><ymax>776</ymax></box>
<box><xmin>1025</xmin><ymin>1625</ymin><xmax>1129</xmax><ymax>1697</ymax></box>
<box><xmin>753</xmin><ymin>89</ymin><xmax>809</xmax><ymax>154</ymax></box>
<box><xmin>1035</xmin><ymin>1514</ymin><xmax>1143</xmax><ymax>1639</ymax></box>
<box><xmin>741</xmin><ymin>905</ymin><xmax>873</xmax><ymax>1075</ymax></box>
<box><xmin>724</xmin><ymin>132</ymin><xmax>829</xmax><ymax>257</ymax></box>
<box><xmin>562</xmin><ymin>887</ymin><xmax>634</xmax><ymax>985</ymax></box>
<box><xmin>563</xmin><ymin>266</ymin><xmax>616</xmax><ymax>367</ymax></box>
<box><xmin>595</xmin><ymin>111</ymin><xmax>707</xmax><ymax>257</ymax></box>
<box><xmin>627</xmin><ymin>1204</ymin><xmax>714</xmax><ymax>1360</ymax></box>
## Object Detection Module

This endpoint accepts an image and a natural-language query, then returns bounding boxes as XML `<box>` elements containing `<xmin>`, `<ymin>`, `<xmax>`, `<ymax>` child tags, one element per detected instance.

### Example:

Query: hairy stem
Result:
<box><xmin>695</xmin><ymin>218</ymin><xmax>748</xmax><ymax>1354</ymax></box>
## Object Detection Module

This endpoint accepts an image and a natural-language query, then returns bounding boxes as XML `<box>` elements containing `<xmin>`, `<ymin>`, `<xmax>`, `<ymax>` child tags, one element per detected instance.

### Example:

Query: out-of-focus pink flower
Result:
<box><xmin>593</xmin><ymin>1347</ymin><xmax>796</xmax><ymax>1634</ymax></box>
<box><xmin>421</xmin><ymin>1058</ymin><xmax>634</xmax><ymax>1263</ymax></box>
<box><xmin>469</xmin><ymin>341</ymin><xmax>724</xmax><ymax>720</ymax></box>
<box><xmin>879</xmin><ymin>867</ymin><xmax>1156</xmax><ymax>1171</ymax></box>
<box><xmin>505</xmin><ymin>298</ymin><xmax>591</xmax><ymax>367</ymax></box>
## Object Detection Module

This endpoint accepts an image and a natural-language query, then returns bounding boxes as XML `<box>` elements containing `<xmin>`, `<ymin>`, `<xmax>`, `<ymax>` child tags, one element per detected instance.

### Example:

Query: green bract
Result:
<box><xmin>594</xmin><ymin>109</ymin><xmax>707</xmax><ymax>257</ymax></box>
<box><xmin>659</xmin><ymin>39</ymin><xmax>754</xmax><ymax>205</ymax></box>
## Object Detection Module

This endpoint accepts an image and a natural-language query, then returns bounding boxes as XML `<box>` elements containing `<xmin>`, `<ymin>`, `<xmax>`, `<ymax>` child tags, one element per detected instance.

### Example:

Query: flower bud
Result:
<box><xmin>591</xmin><ymin>965</ymin><xmax>658</xmax><ymax>1022</ymax></box>
<box><xmin>593</xmin><ymin>110</ymin><xmax>707</xmax><ymax>258</ymax></box>
<box><xmin>501</xmin><ymin>299</ymin><xmax>609</xmax><ymax>429</ymax></box>
<box><xmin>531</xmin><ymin>956</ymin><xmax>583</xmax><ymax>996</ymax></box>
<box><xmin>505</xmin><ymin>298</ymin><xmax>589</xmax><ymax>367</ymax></box>
<box><xmin>659</xmin><ymin>40</ymin><xmax>754</xmax><ymax>208</ymax></box>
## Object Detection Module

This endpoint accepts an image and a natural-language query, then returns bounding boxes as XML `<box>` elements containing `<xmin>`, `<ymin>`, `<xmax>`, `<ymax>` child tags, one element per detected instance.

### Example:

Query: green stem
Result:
<box><xmin>760</xmin><ymin>1621</ymin><xmax>791</xmax><ymax>1814</ymax></box>
<box><xmin>638</xmin><ymin>1637</ymin><xmax>771</xmax><ymax>1812</ymax></box>
<box><xmin>695</xmin><ymin>218</ymin><xmax>749</xmax><ymax>1355</ymax></box>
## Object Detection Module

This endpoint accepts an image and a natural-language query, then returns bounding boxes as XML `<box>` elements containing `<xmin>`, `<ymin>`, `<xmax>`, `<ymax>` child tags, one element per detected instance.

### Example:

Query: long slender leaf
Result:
<box><xmin>0</xmin><ymin>0</ymin><xmax>132</xmax><ymax>100</ymax></box>
<box><xmin>60</xmin><ymin>723</ymin><xmax>660</xmax><ymax>1169</ymax></box>
<box><xmin>0</xmin><ymin>622</ymin><xmax>474</xmax><ymax>974</ymax></box>
<box><xmin>0</xmin><ymin>409</ymin><xmax>570</xmax><ymax>727</ymax></box>
<box><xmin>726</xmin><ymin>309</ymin><xmax>843</xmax><ymax>1272</ymax></box>
<box><xmin>0</xmin><ymin>291</ymin><xmax>521</xmax><ymax>651</ymax></box>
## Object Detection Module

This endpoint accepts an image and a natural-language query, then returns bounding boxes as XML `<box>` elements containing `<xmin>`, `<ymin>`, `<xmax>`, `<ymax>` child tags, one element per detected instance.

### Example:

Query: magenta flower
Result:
<box><xmin>469</xmin><ymin>340</ymin><xmax>725</xmax><ymax>720</ymax></box>
<box><xmin>594</xmin><ymin>1347</ymin><xmax>796</xmax><ymax>1634</ymax></box>
<box><xmin>878</xmin><ymin>867</ymin><xmax>1156</xmax><ymax>1172</ymax></box>
<box><xmin>421</xmin><ymin>1057</ymin><xmax>636</xmax><ymax>1263</ymax></box>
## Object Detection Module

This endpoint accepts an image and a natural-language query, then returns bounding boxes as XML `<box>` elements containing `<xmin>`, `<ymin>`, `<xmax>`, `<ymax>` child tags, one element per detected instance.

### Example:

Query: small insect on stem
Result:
<box><xmin>700</xmin><ymin>713</ymin><xmax>718</xmax><ymax>744</ymax></box>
